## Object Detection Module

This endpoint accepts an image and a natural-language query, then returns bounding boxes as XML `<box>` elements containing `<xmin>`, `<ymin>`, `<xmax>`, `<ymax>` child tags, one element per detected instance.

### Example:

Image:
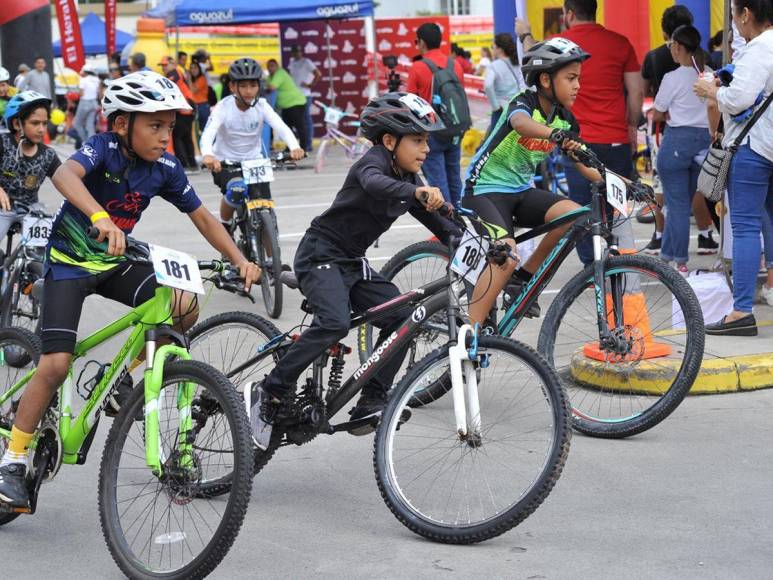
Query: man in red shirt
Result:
<box><xmin>517</xmin><ymin>0</ymin><xmax>643</xmax><ymax>264</ymax></box>
<box><xmin>407</xmin><ymin>23</ymin><xmax>466</xmax><ymax>205</ymax></box>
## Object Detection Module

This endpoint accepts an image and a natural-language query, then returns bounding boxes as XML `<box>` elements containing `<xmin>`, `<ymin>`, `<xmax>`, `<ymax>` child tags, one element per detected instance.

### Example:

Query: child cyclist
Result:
<box><xmin>462</xmin><ymin>38</ymin><xmax>603</xmax><ymax>327</ymax></box>
<box><xmin>246</xmin><ymin>93</ymin><xmax>461</xmax><ymax>449</ymax></box>
<box><xmin>0</xmin><ymin>91</ymin><xmax>61</xmax><ymax>239</ymax></box>
<box><xmin>0</xmin><ymin>71</ymin><xmax>260</xmax><ymax>511</ymax></box>
<box><xmin>200</xmin><ymin>58</ymin><xmax>304</xmax><ymax>231</ymax></box>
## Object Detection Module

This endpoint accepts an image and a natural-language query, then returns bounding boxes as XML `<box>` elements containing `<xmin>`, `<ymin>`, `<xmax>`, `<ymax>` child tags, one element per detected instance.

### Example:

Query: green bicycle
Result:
<box><xmin>0</xmin><ymin>238</ymin><xmax>253</xmax><ymax>580</ymax></box>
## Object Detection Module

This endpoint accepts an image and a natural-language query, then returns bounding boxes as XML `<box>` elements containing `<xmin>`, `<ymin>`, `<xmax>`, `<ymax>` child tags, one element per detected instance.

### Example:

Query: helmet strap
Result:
<box><xmin>114</xmin><ymin>112</ymin><xmax>138</xmax><ymax>173</ymax></box>
<box><xmin>537</xmin><ymin>74</ymin><xmax>560</xmax><ymax>125</ymax></box>
<box><xmin>234</xmin><ymin>85</ymin><xmax>258</xmax><ymax>109</ymax></box>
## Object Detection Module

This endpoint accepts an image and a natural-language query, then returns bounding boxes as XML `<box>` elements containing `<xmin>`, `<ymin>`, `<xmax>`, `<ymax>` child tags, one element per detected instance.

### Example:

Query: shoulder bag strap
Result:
<box><xmin>731</xmin><ymin>90</ymin><xmax>773</xmax><ymax>151</ymax></box>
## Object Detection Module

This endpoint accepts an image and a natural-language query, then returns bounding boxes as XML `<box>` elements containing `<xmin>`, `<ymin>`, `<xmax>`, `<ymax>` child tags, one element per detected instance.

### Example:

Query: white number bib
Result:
<box><xmin>149</xmin><ymin>244</ymin><xmax>205</xmax><ymax>294</ymax></box>
<box><xmin>606</xmin><ymin>170</ymin><xmax>630</xmax><ymax>217</ymax></box>
<box><xmin>22</xmin><ymin>216</ymin><xmax>53</xmax><ymax>247</ymax></box>
<box><xmin>450</xmin><ymin>229</ymin><xmax>490</xmax><ymax>285</ymax></box>
<box><xmin>242</xmin><ymin>158</ymin><xmax>274</xmax><ymax>184</ymax></box>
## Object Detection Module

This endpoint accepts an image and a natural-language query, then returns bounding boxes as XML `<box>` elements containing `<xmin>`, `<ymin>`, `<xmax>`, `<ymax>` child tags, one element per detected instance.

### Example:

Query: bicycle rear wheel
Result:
<box><xmin>374</xmin><ymin>336</ymin><xmax>571</xmax><ymax>544</ymax></box>
<box><xmin>0</xmin><ymin>259</ymin><xmax>43</xmax><ymax>367</ymax></box>
<box><xmin>537</xmin><ymin>254</ymin><xmax>704</xmax><ymax>438</ymax></box>
<box><xmin>99</xmin><ymin>360</ymin><xmax>253</xmax><ymax>580</ymax></box>
<box><xmin>255</xmin><ymin>210</ymin><xmax>283</xmax><ymax>319</ymax></box>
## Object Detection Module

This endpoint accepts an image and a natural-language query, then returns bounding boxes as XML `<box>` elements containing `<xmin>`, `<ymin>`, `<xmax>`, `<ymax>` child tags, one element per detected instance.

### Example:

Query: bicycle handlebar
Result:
<box><xmin>567</xmin><ymin>146</ymin><xmax>657</xmax><ymax>205</ymax></box>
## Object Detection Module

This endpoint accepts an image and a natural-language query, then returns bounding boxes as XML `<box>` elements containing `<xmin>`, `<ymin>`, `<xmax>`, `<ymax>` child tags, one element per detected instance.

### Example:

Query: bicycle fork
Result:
<box><xmin>448</xmin><ymin>324</ymin><xmax>483</xmax><ymax>445</ymax></box>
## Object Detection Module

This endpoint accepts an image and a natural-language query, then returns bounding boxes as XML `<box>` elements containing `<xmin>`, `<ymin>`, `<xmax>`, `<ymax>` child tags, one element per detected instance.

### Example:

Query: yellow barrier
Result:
<box><xmin>176</xmin><ymin>37</ymin><xmax>280</xmax><ymax>76</ymax></box>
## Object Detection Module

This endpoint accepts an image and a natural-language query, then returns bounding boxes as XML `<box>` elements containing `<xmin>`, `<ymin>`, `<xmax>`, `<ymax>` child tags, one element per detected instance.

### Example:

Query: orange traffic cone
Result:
<box><xmin>583</xmin><ymin>249</ymin><xmax>672</xmax><ymax>362</ymax></box>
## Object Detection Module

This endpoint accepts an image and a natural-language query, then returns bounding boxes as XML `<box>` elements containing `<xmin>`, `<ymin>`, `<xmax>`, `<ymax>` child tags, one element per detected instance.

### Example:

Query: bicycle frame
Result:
<box><xmin>0</xmin><ymin>285</ymin><xmax>191</xmax><ymax>475</ymax></box>
<box><xmin>323</xmin><ymin>124</ymin><xmax>361</xmax><ymax>157</ymax></box>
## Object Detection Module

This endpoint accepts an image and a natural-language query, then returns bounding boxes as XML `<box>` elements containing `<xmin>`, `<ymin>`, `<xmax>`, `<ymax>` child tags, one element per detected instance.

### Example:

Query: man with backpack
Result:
<box><xmin>407</xmin><ymin>22</ymin><xmax>471</xmax><ymax>206</ymax></box>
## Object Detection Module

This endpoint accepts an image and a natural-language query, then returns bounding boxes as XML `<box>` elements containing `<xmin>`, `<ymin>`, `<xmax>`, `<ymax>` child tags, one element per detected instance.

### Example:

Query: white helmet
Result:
<box><xmin>0</xmin><ymin>67</ymin><xmax>9</xmax><ymax>83</ymax></box>
<box><xmin>101</xmin><ymin>70</ymin><xmax>191</xmax><ymax>117</ymax></box>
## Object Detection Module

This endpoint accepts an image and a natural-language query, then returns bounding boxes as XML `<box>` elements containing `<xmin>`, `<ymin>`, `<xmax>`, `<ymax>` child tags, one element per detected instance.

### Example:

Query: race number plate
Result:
<box><xmin>149</xmin><ymin>244</ymin><xmax>205</xmax><ymax>294</ymax></box>
<box><xmin>246</xmin><ymin>199</ymin><xmax>276</xmax><ymax>211</ymax></box>
<box><xmin>606</xmin><ymin>170</ymin><xmax>630</xmax><ymax>217</ymax></box>
<box><xmin>22</xmin><ymin>215</ymin><xmax>53</xmax><ymax>247</ymax></box>
<box><xmin>242</xmin><ymin>158</ymin><xmax>274</xmax><ymax>184</ymax></box>
<box><xmin>450</xmin><ymin>229</ymin><xmax>490</xmax><ymax>285</ymax></box>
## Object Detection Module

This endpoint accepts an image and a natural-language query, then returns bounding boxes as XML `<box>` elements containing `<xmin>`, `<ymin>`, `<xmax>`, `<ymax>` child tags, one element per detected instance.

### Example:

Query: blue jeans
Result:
<box><xmin>423</xmin><ymin>134</ymin><xmax>462</xmax><ymax>206</ymax></box>
<box><xmin>196</xmin><ymin>102</ymin><xmax>210</xmax><ymax>131</ymax></box>
<box><xmin>73</xmin><ymin>98</ymin><xmax>98</xmax><ymax>143</ymax></box>
<box><xmin>727</xmin><ymin>144</ymin><xmax>773</xmax><ymax>312</ymax></box>
<box><xmin>763</xmin><ymin>211</ymin><xmax>773</xmax><ymax>269</ymax></box>
<box><xmin>657</xmin><ymin>126</ymin><xmax>711</xmax><ymax>263</ymax></box>
<box><xmin>564</xmin><ymin>143</ymin><xmax>634</xmax><ymax>265</ymax></box>
<box><xmin>304</xmin><ymin>96</ymin><xmax>314</xmax><ymax>151</ymax></box>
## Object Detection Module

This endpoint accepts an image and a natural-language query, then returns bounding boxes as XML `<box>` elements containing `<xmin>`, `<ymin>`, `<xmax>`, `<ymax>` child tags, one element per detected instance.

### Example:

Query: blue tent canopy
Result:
<box><xmin>148</xmin><ymin>0</ymin><xmax>374</xmax><ymax>26</ymax></box>
<box><xmin>53</xmin><ymin>12</ymin><xmax>134</xmax><ymax>57</ymax></box>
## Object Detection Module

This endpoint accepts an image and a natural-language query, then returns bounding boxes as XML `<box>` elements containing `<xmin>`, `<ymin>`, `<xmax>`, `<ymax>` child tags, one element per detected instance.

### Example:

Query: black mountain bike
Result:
<box><xmin>359</xmin><ymin>147</ymin><xmax>705</xmax><ymax>439</ymax></box>
<box><xmin>185</xmin><ymin>211</ymin><xmax>571</xmax><ymax>544</ymax></box>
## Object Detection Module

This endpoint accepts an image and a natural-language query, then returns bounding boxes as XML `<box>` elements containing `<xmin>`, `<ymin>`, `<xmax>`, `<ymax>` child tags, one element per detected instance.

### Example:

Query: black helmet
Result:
<box><xmin>522</xmin><ymin>37</ymin><xmax>590</xmax><ymax>87</ymax></box>
<box><xmin>360</xmin><ymin>92</ymin><xmax>445</xmax><ymax>144</ymax></box>
<box><xmin>228</xmin><ymin>58</ymin><xmax>262</xmax><ymax>81</ymax></box>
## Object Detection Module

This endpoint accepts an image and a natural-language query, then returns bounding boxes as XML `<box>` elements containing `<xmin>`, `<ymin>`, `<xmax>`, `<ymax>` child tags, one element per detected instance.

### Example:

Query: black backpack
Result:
<box><xmin>422</xmin><ymin>57</ymin><xmax>472</xmax><ymax>139</ymax></box>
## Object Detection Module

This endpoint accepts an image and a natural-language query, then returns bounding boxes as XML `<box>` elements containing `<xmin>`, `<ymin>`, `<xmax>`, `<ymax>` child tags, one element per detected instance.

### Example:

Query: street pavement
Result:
<box><xmin>2</xmin><ymin>144</ymin><xmax>772</xmax><ymax>579</ymax></box>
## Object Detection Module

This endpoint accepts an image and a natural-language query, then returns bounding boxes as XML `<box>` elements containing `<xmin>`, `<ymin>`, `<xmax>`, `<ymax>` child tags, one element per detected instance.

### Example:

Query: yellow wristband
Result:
<box><xmin>90</xmin><ymin>211</ymin><xmax>109</xmax><ymax>224</ymax></box>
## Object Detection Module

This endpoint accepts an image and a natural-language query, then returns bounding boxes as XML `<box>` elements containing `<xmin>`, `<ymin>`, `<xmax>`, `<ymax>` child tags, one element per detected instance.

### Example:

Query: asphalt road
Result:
<box><xmin>2</xmin><ymin>145</ymin><xmax>772</xmax><ymax>579</ymax></box>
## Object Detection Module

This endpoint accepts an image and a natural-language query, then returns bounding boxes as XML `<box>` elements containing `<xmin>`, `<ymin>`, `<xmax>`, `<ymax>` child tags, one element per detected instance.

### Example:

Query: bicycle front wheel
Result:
<box><xmin>537</xmin><ymin>254</ymin><xmax>704</xmax><ymax>438</ymax></box>
<box><xmin>255</xmin><ymin>210</ymin><xmax>283</xmax><ymax>319</ymax></box>
<box><xmin>99</xmin><ymin>360</ymin><xmax>253</xmax><ymax>580</ymax></box>
<box><xmin>374</xmin><ymin>336</ymin><xmax>571</xmax><ymax>544</ymax></box>
<box><xmin>1</xmin><ymin>259</ymin><xmax>43</xmax><ymax>367</ymax></box>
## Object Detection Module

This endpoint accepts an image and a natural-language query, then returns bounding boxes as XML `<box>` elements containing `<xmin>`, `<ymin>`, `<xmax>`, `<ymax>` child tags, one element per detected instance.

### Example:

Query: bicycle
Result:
<box><xmin>183</xmin><ymin>210</ymin><xmax>571</xmax><ymax>544</ymax></box>
<box><xmin>220</xmin><ymin>151</ymin><xmax>292</xmax><ymax>319</ymax></box>
<box><xmin>0</xmin><ymin>233</ymin><xmax>254</xmax><ymax>580</ymax></box>
<box><xmin>313</xmin><ymin>100</ymin><xmax>371</xmax><ymax>173</ymax></box>
<box><xmin>534</xmin><ymin>148</ymin><xmax>569</xmax><ymax>195</ymax></box>
<box><xmin>0</xmin><ymin>202</ymin><xmax>52</xmax><ymax>333</ymax></box>
<box><xmin>358</xmin><ymin>146</ymin><xmax>705</xmax><ymax>439</ymax></box>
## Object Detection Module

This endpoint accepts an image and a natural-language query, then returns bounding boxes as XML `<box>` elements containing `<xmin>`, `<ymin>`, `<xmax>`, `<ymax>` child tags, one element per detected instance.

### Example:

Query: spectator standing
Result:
<box><xmin>108</xmin><ymin>62</ymin><xmax>122</xmax><ymax>81</ymax></box>
<box><xmin>0</xmin><ymin>68</ymin><xmax>17</xmax><ymax>120</ymax></box>
<box><xmin>129</xmin><ymin>53</ymin><xmax>150</xmax><ymax>73</ymax></box>
<box><xmin>20</xmin><ymin>57</ymin><xmax>51</xmax><ymax>99</ymax></box>
<box><xmin>72</xmin><ymin>65</ymin><xmax>100</xmax><ymax>144</ymax></box>
<box><xmin>160</xmin><ymin>56</ymin><xmax>197</xmax><ymax>170</ymax></box>
<box><xmin>452</xmin><ymin>44</ymin><xmax>475</xmax><ymax>75</ymax></box>
<box><xmin>14</xmin><ymin>64</ymin><xmax>29</xmax><ymax>90</ymax></box>
<box><xmin>476</xmin><ymin>47</ymin><xmax>493</xmax><ymax>75</ymax></box>
<box><xmin>695</xmin><ymin>0</ymin><xmax>773</xmax><ymax>336</ymax></box>
<box><xmin>190</xmin><ymin>61</ymin><xmax>210</xmax><ymax>130</ymax></box>
<box><xmin>288</xmin><ymin>45</ymin><xmax>321</xmax><ymax>152</ymax></box>
<box><xmin>652</xmin><ymin>25</ymin><xmax>712</xmax><ymax>274</ymax></box>
<box><xmin>266</xmin><ymin>59</ymin><xmax>308</xmax><ymax>152</ymax></box>
<box><xmin>483</xmin><ymin>33</ymin><xmax>526</xmax><ymax>133</ymax></box>
<box><xmin>518</xmin><ymin>0</ymin><xmax>643</xmax><ymax>265</ymax></box>
<box><xmin>407</xmin><ymin>22</ymin><xmax>467</xmax><ymax>205</ymax></box>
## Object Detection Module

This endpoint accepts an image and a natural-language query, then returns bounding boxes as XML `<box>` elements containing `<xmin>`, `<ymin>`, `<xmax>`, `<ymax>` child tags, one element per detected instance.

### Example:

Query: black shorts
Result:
<box><xmin>461</xmin><ymin>188</ymin><xmax>567</xmax><ymax>239</ymax></box>
<box><xmin>40</xmin><ymin>263</ymin><xmax>159</xmax><ymax>354</ymax></box>
<box><xmin>213</xmin><ymin>165</ymin><xmax>271</xmax><ymax>199</ymax></box>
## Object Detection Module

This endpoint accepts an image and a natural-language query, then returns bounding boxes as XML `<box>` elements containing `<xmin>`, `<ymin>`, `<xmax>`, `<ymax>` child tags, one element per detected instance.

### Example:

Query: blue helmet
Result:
<box><xmin>3</xmin><ymin>90</ymin><xmax>51</xmax><ymax>126</ymax></box>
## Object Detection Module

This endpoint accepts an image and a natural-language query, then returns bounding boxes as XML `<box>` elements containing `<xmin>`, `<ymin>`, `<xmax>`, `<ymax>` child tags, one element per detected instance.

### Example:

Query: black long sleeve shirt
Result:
<box><xmin>307</xmin><ymin>145</ymin><xmax>459</xmax><ymax>258</ymax></box>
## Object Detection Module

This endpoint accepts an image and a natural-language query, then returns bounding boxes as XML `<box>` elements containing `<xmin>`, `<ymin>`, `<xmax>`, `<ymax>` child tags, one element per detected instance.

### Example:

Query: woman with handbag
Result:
<box><xmin>695</xmin><ymin>0</ymin><xmax>773</xmax><ymax>336</ymax></box>
<box><xmin>653</xmin><ymin>24</ymin><xmax>712</xmax><ymax>274</ymax></box>
<box><xmin>483</xmin><ymin>33</ymin><xmax>526</xmax><ymax>134</ymax></box>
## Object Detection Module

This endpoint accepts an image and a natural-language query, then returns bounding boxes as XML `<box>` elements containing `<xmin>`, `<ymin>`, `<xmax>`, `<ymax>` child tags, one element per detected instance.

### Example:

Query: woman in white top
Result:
<box><xmin>483</xmin><ymin>33</ymin><xmax>526</xmax><ymax>134</ymax></box>
<box><xmin>694</xmin><ymin>0</ymin><xmax>773</xmax><ymax>336</ymax></box>
<box><xmin>72</xmin><ymin>65</ymin><xmax>101</xmax><ymax>144</ymax></box>
<box><xmin>653</xmin><ymin>24</ymin><xmax>712</xmax><ymax>273</ymax></box>
<box><xmin>476</xmin><ymin>47</ymin><xmax>492</xmax><ymax>75</ymax></box>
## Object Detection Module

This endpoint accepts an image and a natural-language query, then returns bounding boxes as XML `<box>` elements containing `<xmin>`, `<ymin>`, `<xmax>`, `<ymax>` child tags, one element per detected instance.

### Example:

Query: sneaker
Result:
<box><xmin>697</xmin><ymin>231</ymin><xmax>719</xmax><ymax>255</ymax></box>
<box><xmin>502</xmin><ymin>276</ymin><xmax>540</xmax><ymax>318</ymax></box>
<box><xmin>758</xmin><ymin>284</ymin><xmax>773</xmax><ymax>306</ymax></box>
<box><xmin>244</xmin><ymin>381</ymin><xmax>285</xmax><ymax>450</ymax></box>
<box><xmin>105</xmin><ymin>373</ymin><xmax>137</xmax><ymax>419</ymax></box>
<box><xmin>644</xmin><ymin>233</ymin><xmax>662</xmax><ymax>255</ymax></box>
<box><xmin>348</xmin><ymin>392</ymin><xmax>387</xmax><ymax>436</ymax></box>
<box><xmin>0</xmin><ymin>463</ymin><xmax>29</xmax><ymax>510</ymax></box>
<box><xmin>675</xmin><ymin>263</ymin><xmax>689</xmax><ymax>277</ymax></box>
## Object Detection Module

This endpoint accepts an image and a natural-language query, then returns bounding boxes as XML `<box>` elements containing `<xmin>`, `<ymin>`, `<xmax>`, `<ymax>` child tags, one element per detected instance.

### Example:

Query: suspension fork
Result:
<box><xmin>590</xmin><ymin>190</ymin><xmax>614</xmax><ymax>345</ymax></box>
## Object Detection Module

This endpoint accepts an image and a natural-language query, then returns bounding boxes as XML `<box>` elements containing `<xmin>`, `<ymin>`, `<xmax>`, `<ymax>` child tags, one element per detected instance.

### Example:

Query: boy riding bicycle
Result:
<box><xmin>0</xmin><ymin>71</ymin><xmax>260</xmax><ymax>511</ymax></box>
<box><xmin>246</xmin><ymin>92</ymin><xmax>460</xmax><ymax>449</ymax></box>
<box><xmin>199</xmin><ymin>58</ymin><xmax>304</xmax><ymax>230</ymax></box>
<box><xmin>462</xmin><ymin>38</ymin><xmax>603</xmax><ymax>327</ymax></box>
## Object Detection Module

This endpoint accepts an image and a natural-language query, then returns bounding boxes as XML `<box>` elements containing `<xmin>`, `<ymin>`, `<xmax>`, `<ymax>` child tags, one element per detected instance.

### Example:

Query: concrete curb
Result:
<box><xmin>569</xmin><ymin>352</ymin><xmax>773</xmax><ymax>395</ymax></box>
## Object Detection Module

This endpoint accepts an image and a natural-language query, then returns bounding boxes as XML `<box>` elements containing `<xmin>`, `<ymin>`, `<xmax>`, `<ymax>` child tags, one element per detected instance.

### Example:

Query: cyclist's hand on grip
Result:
<box><xmin>289</xmin><ymin>148</ymin><xmax>305</xmax><ymax>161</ymax></box>
<box><xmin>236</xmin><ymin>260</ymin><xmax>261</xmax><ymax>292</ymax></box>
<box><xmin>203</xmin><ymin>155</ymin><xmax>221</xmax><ymax>173</ymax></box>
<box><xmin>94</xmin><ymin>217</ymin><xmax>126</xmax><ymax>256</ymax></box>
<box><xmin>415</xmin><ymin>186</ymin><xmax>445</xmax><ymax>211</ymax></box>
<box><xmin>0</xmin><ymin>187</ymin><xmax>10</xmax><ymax>212</ymax></box>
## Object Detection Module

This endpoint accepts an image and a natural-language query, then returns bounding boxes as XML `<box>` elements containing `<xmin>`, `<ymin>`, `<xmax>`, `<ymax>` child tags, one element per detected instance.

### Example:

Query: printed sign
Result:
<box><xmin>450</xmin><ymin>229</ymin><xmax>490</xmax><ymax>285</ymax></box>
<box><xmin>150</xmin><ymin>244</ymin><xmax>205</xmax><ymax>294</ymax></box>
<box><xmin>606</xmin><ymin>170</ymin><xmax>630</xmax><ymax>217</ymax></box>
<box><xmin>242</xmin><ymin>158</ymin><xmax>274</xmax><ymax>184</ymax></box>
<box><xmin>22</xmin><ymin>216</ymin><xmax>52</xmax><ymax>247</ymax></box>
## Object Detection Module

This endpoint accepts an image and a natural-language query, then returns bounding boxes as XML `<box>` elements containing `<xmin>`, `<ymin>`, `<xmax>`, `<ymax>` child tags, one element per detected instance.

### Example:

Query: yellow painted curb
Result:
<box><xmin>569</xmin><ymin>351</ymin><xmax>773</xmax><ymax>395</ymax></box>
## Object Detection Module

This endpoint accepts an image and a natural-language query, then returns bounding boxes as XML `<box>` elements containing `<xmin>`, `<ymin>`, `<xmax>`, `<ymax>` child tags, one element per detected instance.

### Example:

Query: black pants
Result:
<box><xmin>263</xmin><ymin>233</ymin><xmax>411</xmax><ymax>398</ymax></box>
<box><xmin>173</xmin><ymin>113</ymin><xmax>196</xmax><ymax>168</ymax></box>
<box><xmin>281</xmin><ymin>105</ymin><xmax>307</xmax><ymax>153</ymax></box>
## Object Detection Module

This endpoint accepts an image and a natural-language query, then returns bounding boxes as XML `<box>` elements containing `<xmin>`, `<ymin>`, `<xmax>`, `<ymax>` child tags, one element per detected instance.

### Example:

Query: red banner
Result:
<box><xmin>54</xmin><ymin>0</ymin><xmax>84</xmax><ymax>71</ymax></box>
<box><xmin>105</xmin><ymin>0</ymin><xmax>117</xmax><ymax>56</ymax></box>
